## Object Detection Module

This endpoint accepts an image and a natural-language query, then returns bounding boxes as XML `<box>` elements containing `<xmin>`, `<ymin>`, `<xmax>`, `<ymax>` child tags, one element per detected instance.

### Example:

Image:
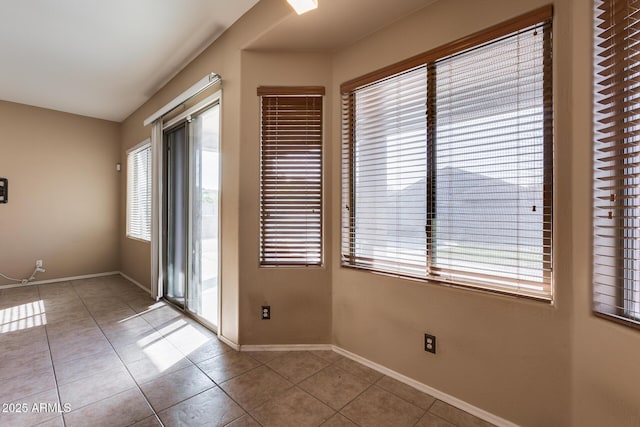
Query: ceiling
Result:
<box><xmin>247</xmin><ymin>0</ymin><xmax>438</xmax><ymax>51</ymax></box>
<box><xmin>0</xmin><ymin>0</ymin><xmax>258</xmax><ymax>122</ymax></box>
<box><xmin>0</xmin><ymin>0</ymin><xmax>438</xmax><ymax>122</ymax></box>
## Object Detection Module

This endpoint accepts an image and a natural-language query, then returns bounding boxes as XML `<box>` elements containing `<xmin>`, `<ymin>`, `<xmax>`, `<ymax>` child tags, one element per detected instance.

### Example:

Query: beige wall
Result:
<box><xmin>3</xmin><ymin>0</ymin><xmax>633</xmax><ymax>425</ymax></box>
<box><xmin>119</xmin><ymin>111</ymin><xmax>152</xmax><ymax>289</ymax></box>
<box><xmin>109</xmin><ymin>0</ymin><xmax>640</xmax><ymax>425</ymax></box>
<box><xmin>239</xmin><ymin>51</ymin><xmax>333</xmax><ymax>344</ymax></box>
<box><xmin>570</xmin><ymin>0</ymin><xmax>640</xmax><ymax>425</ymax></box>
<box><xmin>0</xmin><ymin>0</ymin><xmax>635</xmax><ymax>424</ymax></box>
<box><xmin>118</xmin><ymin>0</ymin><xmax>293</xmax><ymax>344</ymax></box>
<box><xmin>0</xmin><ymin>101</ymin><xmax>120</xmax><ymax>286</ymax></box>
<box><xmin>330</xmin><ymin>1</ymin><xmax>573</xmax><ymax>425</ymax></box>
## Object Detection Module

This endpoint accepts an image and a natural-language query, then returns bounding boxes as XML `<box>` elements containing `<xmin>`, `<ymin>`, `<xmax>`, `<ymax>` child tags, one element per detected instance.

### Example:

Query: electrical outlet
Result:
<box><xmin>0</xmin><ymin>178</ymin><xmax>7</xmax><ymax>203</ymax></box>
<box><xmin>424</xmin><ymin>333</ymin><xmax>436</xmax><ymax>354</ymax></box>
<box><xmin>36</xmin><ymin>259</ymin><xmax>43</xmax><ymax>268</ymax></box>
<box><xmin>261</xmin><ymin>305</ymin><xmax>270</xmax><ymax>320</ymax></box>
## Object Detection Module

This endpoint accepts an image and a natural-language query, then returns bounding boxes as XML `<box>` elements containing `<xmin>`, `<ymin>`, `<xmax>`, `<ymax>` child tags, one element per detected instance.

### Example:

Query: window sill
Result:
<box><xmin>593</xmin><ymin>311</ymin><xmax>640</xmax><ymax>332</ymax></box>
<box><xmin>340</xmin><ymin>263</ymin><xmax>553</xmax><ymax>304</ymax></box>
<box><xmin>259</xmin><ymin>264</ymin><xmax>326</xmax><ymax>270</ymax></box>
<box><xmin>126</xmin><ymin>235</ymin><xmax>151</xmax><ymax>244</ymax></box>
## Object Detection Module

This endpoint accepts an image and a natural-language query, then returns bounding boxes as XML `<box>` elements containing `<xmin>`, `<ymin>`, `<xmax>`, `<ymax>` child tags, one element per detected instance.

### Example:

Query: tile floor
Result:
<box><xmin>0</xmin><ymin>275</ymin><xmax>495</xmax><ymax>427</ymax></box>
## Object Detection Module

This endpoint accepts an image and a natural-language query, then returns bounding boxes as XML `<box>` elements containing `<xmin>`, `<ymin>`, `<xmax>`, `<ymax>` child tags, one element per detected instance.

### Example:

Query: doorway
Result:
<box><xmin>164</xmin><ymin>101</ymin><xmax>220</xmax><ymax>330</ymax></box>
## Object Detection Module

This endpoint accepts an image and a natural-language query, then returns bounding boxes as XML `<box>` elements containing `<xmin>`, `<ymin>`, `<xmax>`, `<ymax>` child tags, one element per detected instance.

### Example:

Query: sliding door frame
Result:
<box><xmin>153</xmin><ymin>90</ymin><xmax>222</xmax><ymax>333</ymax></box>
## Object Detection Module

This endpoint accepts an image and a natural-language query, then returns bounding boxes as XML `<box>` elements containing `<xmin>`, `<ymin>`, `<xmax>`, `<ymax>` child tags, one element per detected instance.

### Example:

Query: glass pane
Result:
<box><xmin>434</xmin><ymin>28</ymin><xmax>546</xmax><ymax>286</ymax></box>
<box><xmin>165</xmin><ymin>124</ymin><xmax>188</xmax><ymax>307</ymax></box>
<box><xmin>352</xmin><ymin>67</ymin><xmax>428</xmax><ymax>277</ymax></box>
<box><xmin>187</xmin><ymin>104</ymin><xmax>220</xmax><ymax>327</ymax></box>
<box><xmin>127</xmin><ymin>144</ymin><xmax>151</xmax><ymax>240</ymax></box>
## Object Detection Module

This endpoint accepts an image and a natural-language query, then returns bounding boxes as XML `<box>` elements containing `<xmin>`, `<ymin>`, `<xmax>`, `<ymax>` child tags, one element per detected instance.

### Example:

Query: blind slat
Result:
<box><xmin>341</xmin><ymin>19</ymin><xmax>553</xmax><ymax>300</ymax></box>
<box><xmin>593</xmin><ymin>0</ymin><xmax>640</xmax><ymax>327</ymax></box>
<box><xmin>260</xmin><ymin>91</ymin><xmax>323</xmax><ymax>266</ymax></box>
<box><xmin>127</xmin><ymin>143</ymin><xmax>151</xmax><ymax>241</ymax></box>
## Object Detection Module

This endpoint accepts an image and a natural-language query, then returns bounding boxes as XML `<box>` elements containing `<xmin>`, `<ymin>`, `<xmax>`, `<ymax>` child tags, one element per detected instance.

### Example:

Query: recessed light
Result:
<box><xmin>287</xmin><ymin>0</ymin><xmax>318</xmax><ymax>15</ymax></box>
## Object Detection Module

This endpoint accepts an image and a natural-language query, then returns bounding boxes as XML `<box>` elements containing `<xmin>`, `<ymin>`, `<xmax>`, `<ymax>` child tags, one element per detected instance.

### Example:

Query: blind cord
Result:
<box><xmin>0</xmin><ymin>267</ymin><xmax>46</xmax><ymax>285</ymax></box>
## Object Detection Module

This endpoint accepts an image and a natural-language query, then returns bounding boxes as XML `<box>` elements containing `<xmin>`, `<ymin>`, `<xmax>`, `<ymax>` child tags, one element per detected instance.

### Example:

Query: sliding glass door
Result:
<box><xmin>165</xmin><ymin>123</ymin><xmax>188</xmax><ymax>308</ymax></box>
<box><xmin>164</xmin><ymin>101</ymin><xmax>220</xmax><ymax>330</ymax></box>
<box><xmin>187</xmin><ymin>104</ymin><xmax>219</xmax><ymax>326</ymax></box>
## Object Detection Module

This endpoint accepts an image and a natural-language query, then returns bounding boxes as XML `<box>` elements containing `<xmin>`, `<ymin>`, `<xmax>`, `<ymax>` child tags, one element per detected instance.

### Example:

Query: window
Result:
<box><xmin>127</xmin><ymin>140</ymin><xmax>151</xmax><ymax>241</ymax></box>
<box><xmin>258</xmin><ymin>86</ymin><xmax>324</xmax><ymax>266</ymax></box>
<box><xmin>593</xmin><ymin>0</ymin><xmax>640</xmax><ymax>327</ymax></box>
<box><xmin>341</xmin><ymin>7</ymin><xmax>553</xmax><ymax>300</ymax></box>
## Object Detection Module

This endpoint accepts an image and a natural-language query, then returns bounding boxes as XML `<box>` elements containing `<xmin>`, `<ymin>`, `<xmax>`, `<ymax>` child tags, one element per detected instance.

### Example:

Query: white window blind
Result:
<box><xmin>127</xmin><ymin>142</ymin><xmax>152</xmax><ymax>241</ymax></box>
<box><xmin>593</xmin><ymin>0</ymin><xmax>640</xmax><ymax>327</ymax></box>
<box><xmin>342</xmin><ymin>66</ymin><xmax>428</xmax><ymax>277</ymax></box>
<box><xmin>432</xmin><ymin>22</ymin><xmax>553</xmax><ymax>296</ymax></box>
<box><xmin>342</xmin><ymin>9</ymin><xmax>553</xmax><ymax>300</ymax></box>
<box><xmin>259</xmin><ymin>87</ymin><xmax>324</xmax><ymax>266</ymax></box>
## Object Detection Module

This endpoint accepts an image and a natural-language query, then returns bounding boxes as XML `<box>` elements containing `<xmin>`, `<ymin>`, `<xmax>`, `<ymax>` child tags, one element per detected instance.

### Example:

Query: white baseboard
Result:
<box><xmin>0</xmin><ymin>271</ymin><xmax>514</xmax><ymax>426</ymax></box>
<box><xmin>332</xmin><ymin>346</ymin><xmax>517</xmax><ymax>427</ymax></box>
<box><xmin>235</xmin><ymin>342</ymin><xmax>514</xmax><ymax>426</ymax></box>
<box><xmin>0</xmin><ymin>271</ymin><xmax>121</xmax><ymax>290</ymax></box>
<box><xmin>118</xmin><ymin>272</ymin><xmax>151</xmax><ymax>295</ymax></box>
<box><xmin>240</xmin><ymin>344</ymin><xmax>333</xmax><ymax>352</ymax></box>
<box><xmin>218</xmin><ymin>334</ymin><xmax>240</xmax><ymax>351</ymax></box>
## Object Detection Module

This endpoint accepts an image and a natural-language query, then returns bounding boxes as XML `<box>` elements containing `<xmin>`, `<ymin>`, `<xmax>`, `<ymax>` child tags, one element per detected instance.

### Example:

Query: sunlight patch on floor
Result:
<box><xmin>136</xmin><ymin>332</ymin><xmax>184</xmax><ymax>372</ymax></box>
<box><xmin>157</xmin><ymin>318</ymin><xmax>211</xmax><ymax>355</ymax></box>
<box><xmin>0</xmin><ymin>300</ymin><xmax>46</xmax><ymax>333</ymax></box>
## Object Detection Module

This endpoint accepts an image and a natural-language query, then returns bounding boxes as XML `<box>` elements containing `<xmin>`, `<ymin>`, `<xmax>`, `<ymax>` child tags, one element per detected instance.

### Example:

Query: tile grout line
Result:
<box><xmin>36</xmin><ymin>281</ymin><xmax>70</xmax><ymax>427</ymax></box>
<box><xmin>115</xmin><ymin>301</ymin><xmax>204</xmax><ymax>416</ymax></box>
<box><xmin>291</xmin><ymin>384</ymin><xmax>339</xmax><ymax>425</ymax></box>
<box><xmin>206</xmin><ymin>356</ymin><xmax>272</xmax><ymax>426</ymax></box>
<box><xmin>294</xmin><ymin>354</ymin><xmax>354</xmax><ymax>418</ymax></box>
<box><xmin>317</xmin><ymin>354</ymin><xmax>420</xmax><ymax>426</ymax></box>
<box><xmin>39</xmin><ymin>278</ymin><xmax>445</xmax><ymax>427</ymax></box>
<box><xmin>410</xmin><ymin>408</ymin><xmax>429</xmax><ymax>427</ymax></box>
<box><xmin>108</xmin><ymin>293</ymin><xmax>171</xmax><ymax>427</ymax></box>
<box><xmin>424</xmin><ymin>396</ymin><xmax>447</xmax><ymax>426</ymax></box>
<box><xmin>123</xmin><ymin>295</ymin><xmax>259</xmax><ymax>426</ymax></box>
<box><xmin>329</xmin><ymin>356</ymin><xmax>434</xmax><ymax>424</ymax></box>
<box><xmin>411</xmin><ymin>397</ymin><xmax>440</xmax><ymax>427</ymax></box>
<box><xmin>247</xmin><ymin>351</ymin><xmax>365</xmax><ymax>425</ymax></box>
<box><xmin>296</xmin><ymin>361</ymin><xmax>346</xmax><ymax>415</ymax></box>
<box><xmin>334</xmin><ymin>381</ymin><xmax>376</xmax><ymax>426</ymax></box>
<box><xmin>255</xmin><ymin>350</ymin><xmax>429</xmax><ymax>426</ymax></box>
<box><xmin>212</xmin><ymin>350</ymin><xmax>332</xmax><ymax>426</ymax></box>
<box><xmin>67</xmin><ymin>278</ymin><xmax>166</xmax><ymax>427</ymax></box>
<box><xmin>137</xmin><ymin>305</ymin><xmax>267</xmax><ymax>427</ymax></box>
<box><xmin>371</xmin><ymin>375</ymin><xmax>429</xmax><ymax>425</ymax></box>
<box><xmin>328</xmin><ymin>356</ymin><xmax>378</xmax><ymax>411</ymax></box>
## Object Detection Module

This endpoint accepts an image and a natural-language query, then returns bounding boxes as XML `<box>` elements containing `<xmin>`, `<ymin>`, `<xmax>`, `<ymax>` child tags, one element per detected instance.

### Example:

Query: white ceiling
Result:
<box><xmin>0</xmin><ymin>0</ymin><xmax>259</xmax><ymax>122</ymax></box>
<box><xmin>0</xmin><ymin>0</ymin><xmax>439</xmax><ymax>122</ymax></box>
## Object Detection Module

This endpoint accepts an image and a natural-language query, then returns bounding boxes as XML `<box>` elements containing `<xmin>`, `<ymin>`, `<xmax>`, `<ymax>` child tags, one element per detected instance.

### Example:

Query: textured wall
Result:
<box><xmin>0</xmin><ymin>101</ymin><xmax>120</xmax><ymax>286</ymax></box>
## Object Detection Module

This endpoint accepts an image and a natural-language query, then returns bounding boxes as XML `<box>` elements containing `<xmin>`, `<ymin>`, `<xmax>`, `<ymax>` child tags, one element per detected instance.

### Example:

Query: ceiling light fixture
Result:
<box><xmin>287</xmin><ymin>0</ymin><xmax>317</xmax><ymax>15</ymax></box>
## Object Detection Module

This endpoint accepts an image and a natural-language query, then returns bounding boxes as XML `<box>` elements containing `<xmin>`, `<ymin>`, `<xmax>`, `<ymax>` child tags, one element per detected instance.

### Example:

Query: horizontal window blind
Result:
<box><xmin>260</xmin><ymin>89</ymin><xmax>323</xmax><ymax>266</ymax></box>
<box><xmin>593</xmin><ymin>0</ymin><xmax>640</xmax><ymax>326</ymax></box>
<box><xmin>433</xmin><ymin>21</ymin><xmax>553</xmax><ymax>296</ymax></box>
<box><xmin>342</xmin><ymin>9</ymin><xmax>553</xmax><ymax>300</ymax></box>
<box><xmin>127</xmin><ymin>142</ymin><xmax>152</xmax><ymax>241</ymax></box>
<box><xmin>342</xmin><ymin>66</ymin><xmax>428</xmax><ymax>277</ymax></box>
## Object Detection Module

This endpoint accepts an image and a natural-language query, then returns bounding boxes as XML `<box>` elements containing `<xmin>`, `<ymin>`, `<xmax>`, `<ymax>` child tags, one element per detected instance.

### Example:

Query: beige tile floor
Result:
<box><xmin>0</xmin><ymin>275</ymin><xmax>495</xmax><ymax>427</ymax></box>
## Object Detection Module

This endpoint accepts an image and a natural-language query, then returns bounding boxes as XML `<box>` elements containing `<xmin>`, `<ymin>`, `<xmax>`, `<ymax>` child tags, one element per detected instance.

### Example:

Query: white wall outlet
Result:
<box><xmin>36</xmin><ymin>259</ymin><xmax>43</xmax><ymax>268</ymax></box>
